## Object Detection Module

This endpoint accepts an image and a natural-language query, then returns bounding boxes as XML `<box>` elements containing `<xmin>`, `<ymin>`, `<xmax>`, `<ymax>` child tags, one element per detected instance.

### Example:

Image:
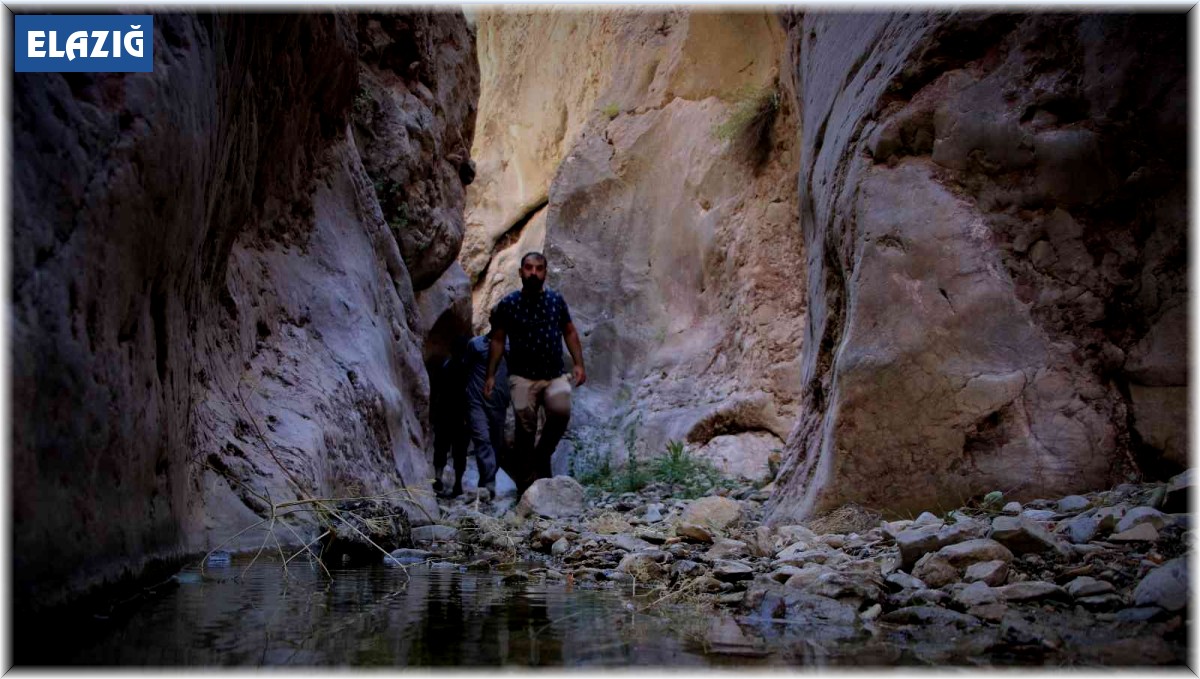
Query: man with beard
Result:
<box><xmin>483</xmin><ymin>251</ymin><xmax>587</xmax><ymax>497</ymax></box>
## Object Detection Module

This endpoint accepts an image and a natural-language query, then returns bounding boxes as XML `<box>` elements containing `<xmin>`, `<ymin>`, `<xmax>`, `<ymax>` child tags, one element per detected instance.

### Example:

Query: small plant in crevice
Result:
<box><xmin>353</xmin><ymin>86</ymin><xmax>374</xmax><ymax>117</ymax></box>
<box><xmin>713</xmin><ymin>83</ymin><xmax>780</xmax><ymax>169</ymax></box>
<box><xmin>573</xmin><ymin>427</ymin><xmax>736</xmax><ymax>499</ymax></box>
<box><xmin>600</xmin><ymin>103</ymin><xmax>621</xmax><ymax>120</ymax></box>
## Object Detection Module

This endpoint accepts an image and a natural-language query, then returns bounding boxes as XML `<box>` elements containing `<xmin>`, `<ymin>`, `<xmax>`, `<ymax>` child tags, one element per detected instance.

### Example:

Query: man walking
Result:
<box><xmin>429</xmin><ymin>336</ymin><xmax>471</xmax><ymax>497</ymax></box>
<box><xmin>483</xmin><ymin>252</ymin><xmax>586</xmax><ymax>496</ymax></box>
<box><xmin>463</xmin><ymin>329</ymin><xmax>509</xmax><ymax>499</ymax></box>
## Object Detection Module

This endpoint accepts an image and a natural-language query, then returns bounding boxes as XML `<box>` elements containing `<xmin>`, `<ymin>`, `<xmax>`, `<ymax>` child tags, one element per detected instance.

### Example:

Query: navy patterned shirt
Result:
<box><xmin>489</xmin><ymin>287</ymin><xmax>572</xmax><ymax>380</ymax></box>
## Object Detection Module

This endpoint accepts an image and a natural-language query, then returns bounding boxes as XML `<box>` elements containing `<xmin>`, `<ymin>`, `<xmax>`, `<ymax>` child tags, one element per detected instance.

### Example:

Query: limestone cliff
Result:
<box><xmin>12</xmin><ymin>11</ymin><xmax>478</xmax><ymax>611</ymax></box>
<box><xmin>767</xmin><ymin>13</ymin><xmax>1187</xmax><ymax>522</ymax></box>
<box><xmin>465</xmin><ymin>10</ymin><xmax>805</xmax><ymax>482</ymax></box>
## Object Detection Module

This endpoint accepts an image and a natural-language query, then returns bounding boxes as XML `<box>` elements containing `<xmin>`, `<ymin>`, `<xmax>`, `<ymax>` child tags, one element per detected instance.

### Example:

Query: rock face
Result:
<box><xmin>12</xmin><ymin>12</ymin><xmax>478</xmax><ymax>611</ymax></box>
<box><xmin>768</xmin><ymin>13</ymin><xmax>1187</xmax><ymax>521</ymax></box>
<box><xmin>466</xmin><ymin>10</ymin><xmax>805</xmax><ymax>481</ymax></box>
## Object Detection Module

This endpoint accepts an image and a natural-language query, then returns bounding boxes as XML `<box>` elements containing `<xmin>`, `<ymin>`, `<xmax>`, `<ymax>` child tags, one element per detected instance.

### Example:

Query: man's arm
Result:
<box><xmin>564</xmin><ymin>321</ymin><xmax>586</xmax><ymax>387</ymax></box>
<box><xmin>483</xmin><ymin>327</ymin><xmax>506</xmax><ymax>400</ymax></box>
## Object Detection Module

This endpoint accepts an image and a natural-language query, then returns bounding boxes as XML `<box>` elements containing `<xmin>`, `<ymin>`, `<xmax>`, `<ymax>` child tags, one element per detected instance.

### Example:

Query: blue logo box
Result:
<box><xmin>15</xmin><ymin>15</ymin><xmax>153</xmax><ymax>72</ymax></box>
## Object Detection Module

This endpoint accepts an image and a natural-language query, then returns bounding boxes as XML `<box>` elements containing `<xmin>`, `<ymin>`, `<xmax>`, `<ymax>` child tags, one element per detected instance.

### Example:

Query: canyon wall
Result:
<box><xmin>767</xmin><ymin>12</ymin><xmax>1188</xmax><ymax>522</ymax></box>
<box><xmin>464</xmin><ymin>10</ymin><xmax>806</xmax><ymax>482</ymax></box>
<box><xmin>12</xmin><ymin>11</ymin><xmax>478</xmax><ymax>611</ymax></box>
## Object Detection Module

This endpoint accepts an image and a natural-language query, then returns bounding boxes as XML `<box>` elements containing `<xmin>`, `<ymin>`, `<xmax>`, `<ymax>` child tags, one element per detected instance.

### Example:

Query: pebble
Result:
<box><xmin>954</xmin><ymin>581</ymin><xmax>1000</xmax><ymax>608</ymax></box>
<box><xmin>913</xmin><ymin>512</ymin><xmax>943</xmax><ymax>527</ymax></box>
<box><xmin>713</xmin><ymin>559</ymin><xmax>755</xmax><ymax>581</ymax></box>
<box><xmin>1065</xmin><ymin>576</ymin><xmax>1115</xmax><ymax>598</ymax></box>
<box><xmin>937</xmin><ymin>538</ymin><xmax>1013</xmax><ymax>567</ymax></box>
<box><xmin>411</xmin><ymin>524</ymin><xmax>459</xmax><ymax>543</ymax></box>
<box><xmin>860</xmin><ymin>603</ymin><xmax>882</xmax><ymax>621</ymax></box>
<box><xmin>676</xmin><ymin>522</ymin><xmax>714</xmax><ymax>543</ymax></box>
<box><xmin>885</xmin><ymin>571</ymin><xmax>926</xmax><ymax>591</ymax></box>
<box><xmin>1056</xmin><ymin>495</ymin><xmax>1091</xmax><ymax>513</ymax></box>
<box><xmin>1001</xmin><ymin>502</ymin><xmax>1022</xmax><ymax>515</ymax></box>
<box><xmin>387</xmin><ymin>548</ymin><xmax>437</xmax><ymax>565</ymax></box>
<box><xmin>1115</xmin><ymin>506</ymin><xmax>1168</xmax><ymax>534</ymax></box>
<box><xmin>1058</xmin><ymin>515</ymin><xmax>1100</xmax><ymax>544</ymax></box>
<box><xmin>1109</xmin><ymin>523</ymin><xmax>1160</xmax><ymax>542</ymax></box>
<box><xmin>968</xmin><ymin>603</ymin><xmax>1008</xmax><ymax>622</ymax></box>
<box><xmin>912</xmin><ymin>553</ymin><xmax>958</xmax><ymax>588</ymax></box>
<box><xmin>963</xmin><ymin>560</ymin><xmax>1009</xmax><ymax>587</ymax></box>
<box><xmin>989</xmin><ymin>516</ymin><xmax>1061</xmax><ymax>554</ymax></box>
<box><xmin>880</xmin><ymin>606</ymin><xmax>980</xmax><ymax>628</ymax></box>
<box><xmin>998</xmin><ymin>581</ymin><xmax>1068</xmax><ymax>602</ymax></box>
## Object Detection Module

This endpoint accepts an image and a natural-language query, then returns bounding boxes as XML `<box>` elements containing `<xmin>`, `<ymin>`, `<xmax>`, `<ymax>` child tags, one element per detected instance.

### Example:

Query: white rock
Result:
<box><xmin>1133</xmin><ymin>557</ymin><xmax>1189</xmax><ymax>611</ymax></box>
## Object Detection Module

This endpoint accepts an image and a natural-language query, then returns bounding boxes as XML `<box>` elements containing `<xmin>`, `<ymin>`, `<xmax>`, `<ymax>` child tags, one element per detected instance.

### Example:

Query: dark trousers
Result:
<box><xmin>433</xmin><ymin>417</ymin><xmax>470</xmax><ymax>487</ymax></box>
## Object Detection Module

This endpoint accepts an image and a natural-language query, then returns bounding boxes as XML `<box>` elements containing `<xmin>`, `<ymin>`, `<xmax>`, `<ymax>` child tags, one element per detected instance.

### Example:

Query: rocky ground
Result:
<box><xmin>386</xmin><ymin>469</ymin><xmax>1192</xmax><ymax>666</ymax></box>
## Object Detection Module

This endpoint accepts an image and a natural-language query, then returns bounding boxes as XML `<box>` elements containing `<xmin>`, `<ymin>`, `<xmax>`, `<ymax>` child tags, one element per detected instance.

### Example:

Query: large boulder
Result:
<box><xmin>680</xmin><ymin>496</ymin><xmax>743</xmax><ymax>532</ymax></box>
<box><xmin>1133</xmin><ymin>557</ymin><xmax>1189</xmax><ymax>611</ymax></box>
<box><xmin>516</xmin><ymin>476</ymin><xmax>587</xmax><ymax>519</ymax></box>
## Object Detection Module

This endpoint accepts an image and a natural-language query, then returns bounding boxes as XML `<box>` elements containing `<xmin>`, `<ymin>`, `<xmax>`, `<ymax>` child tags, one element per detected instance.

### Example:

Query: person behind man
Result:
<box><xmin>462</xmin><ymin>328</ymin><xmax>509</xmax><ymax>499</ymax></box>
<box><xmin>429</xmin><ymin>336</ymin><xmax>471</xmax><ymax>497</ymax></box>
<box><xmin>483</xmin><ymin>252</ymin><xmax>586</xmax><ymax>496</ymax></box>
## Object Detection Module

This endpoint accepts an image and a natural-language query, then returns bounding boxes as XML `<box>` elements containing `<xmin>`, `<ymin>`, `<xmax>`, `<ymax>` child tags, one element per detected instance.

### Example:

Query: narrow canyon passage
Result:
<box><xmin>9</xmin><ymin>7</ymin><xmax>1190</xmax><ymax>668</ymax></box>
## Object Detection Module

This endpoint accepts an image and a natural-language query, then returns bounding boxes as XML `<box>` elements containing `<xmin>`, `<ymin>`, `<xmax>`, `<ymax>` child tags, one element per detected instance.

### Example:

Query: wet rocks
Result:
<box><xmin>324</xmin><ymin>498</ymin><xmax>414</xmax><ymax>564</ymax></box>
<box><xmin>880</xmin><ymin>606</ymin><xmax>980</xmax><ymax>629</ymax></box>
<box><xmin>516</xmin><ymin>476</ymin><xmax>586</xmax><ymax>519</ymax></box>
<box><xmin>617</xmin><ymin>551</ymin><xmax>669</xmax><ymax>580</ymax></box>
<box><xmin>412</xmin><ymin>525</ymin><xmax>459</xmax><ymax>543</ymax></box>
<box><xmin>386</xmin><ymin>548</ymin><xmax>438</xmax><ymax>565</ymax></box>
<box><xmin>747</xmin><ymin>584</ymin><xmax>859</xmax><ymax>626</ymax></box>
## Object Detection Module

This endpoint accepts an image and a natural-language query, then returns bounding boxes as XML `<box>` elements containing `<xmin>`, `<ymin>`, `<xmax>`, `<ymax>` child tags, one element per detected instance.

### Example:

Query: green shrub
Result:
<box><xmin>713</xmin><ymin>84</ymin><xmax>780</xmax><ymax>168</ymax></box>
<box><xmin>601</xmin><ymin>103</ymin><xmax>620</xmax><ymax>120</ymax></box>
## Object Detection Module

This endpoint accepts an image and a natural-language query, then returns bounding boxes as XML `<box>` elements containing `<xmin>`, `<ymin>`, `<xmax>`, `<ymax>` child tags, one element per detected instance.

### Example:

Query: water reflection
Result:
<box><xmin>57</xmin><ymin>560</ymin><xmax>718</xmax><ymax>666</ymax></box>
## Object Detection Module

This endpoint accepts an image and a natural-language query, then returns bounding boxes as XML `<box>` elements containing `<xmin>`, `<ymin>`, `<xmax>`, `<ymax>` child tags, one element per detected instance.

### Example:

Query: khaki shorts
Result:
<box><xmin>508</xmin><ymin>374</ymin><xmax>572</xmax><ymax>431</ymax></box>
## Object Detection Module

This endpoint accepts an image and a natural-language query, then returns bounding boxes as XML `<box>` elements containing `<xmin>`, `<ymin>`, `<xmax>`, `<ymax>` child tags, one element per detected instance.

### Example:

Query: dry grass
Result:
<box><xmin>586</xmin><ymin>511</ymin><xmax>633</xmax><ymax>535</ymax></box>
<box><xmin>806</xmin><ymin>502</ymin><xmax>882</xmax><ymax>535</ymax></box>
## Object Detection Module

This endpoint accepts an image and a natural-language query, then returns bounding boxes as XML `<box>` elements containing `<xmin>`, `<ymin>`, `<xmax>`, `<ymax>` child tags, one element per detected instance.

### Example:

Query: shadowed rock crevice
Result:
<box><xmin>471</xmin><ymin>197</ymin><xmax>550</xmax><ymax>290</ymax></box>
<box><xmin>12</xmin><ymin>10</ymin><xmax>479</xmax><ymax>613</ymax></box>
